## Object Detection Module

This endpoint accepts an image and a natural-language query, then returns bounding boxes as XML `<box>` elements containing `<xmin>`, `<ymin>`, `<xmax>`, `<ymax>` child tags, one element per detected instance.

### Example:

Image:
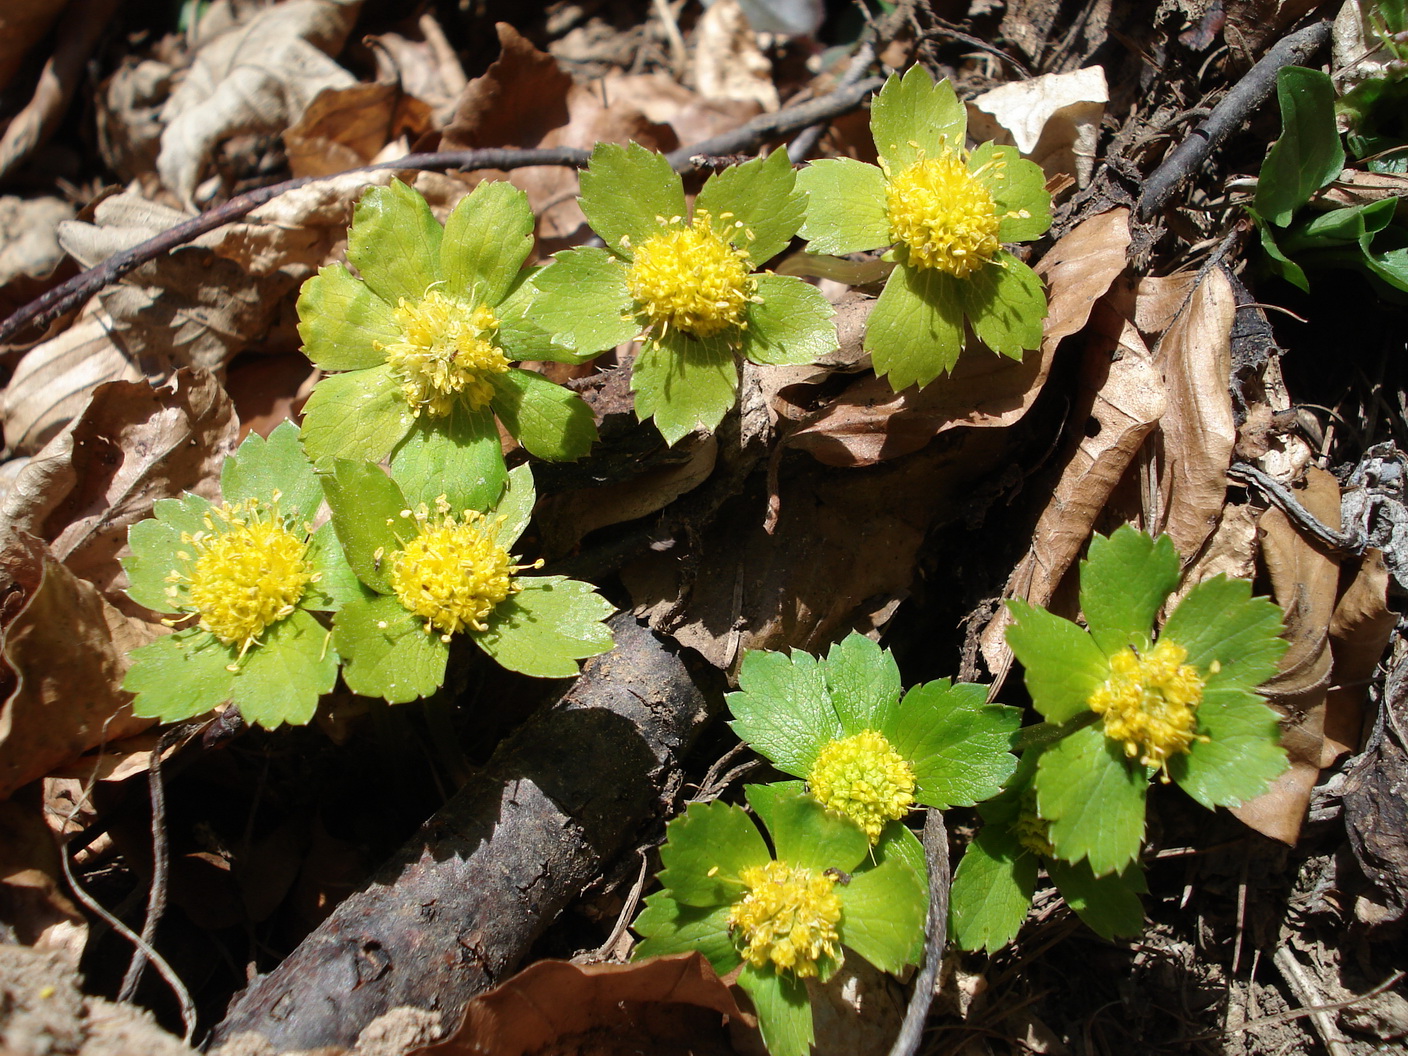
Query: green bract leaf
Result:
<box><xmin>743</xmin><ymin>276</ymin><xmax>839</xmax><ymax>366</ymax></box>
<box><xmin>735</xmin><ymin>970</ymin><xmax>812</xmax><ymax>1056</ymax></box>
<box><xmin>488</xmin><ymin>368</ymin><xmax>598</xmax><ymax>461</ymax></box>
<box><xmin>1036</xmin><ymin>723</ymin><xmax>1148</xmax><ymax>875</ymax></box>
<box><xmin>578</xmin><ymin>142</ymin><xmax>686</xmax><ymax>258</ymax></box>
<box><xmin>1005</xmin><ymin>600</ymin><xmax>1110</xmax><ymax>722</ymax></box>
<box><xmin>1080</xmin><ymin>526</ymin><xmax>1181</xmax><ymax>656</ymax></box>
<box><xmin>494</xmin><ymin>464</ymin><xmax>536</xmax><ymax>549</ymax></box>
<box><xmin>746</xmin><ymin>782</ymin><xmax>870</xmax><ymax>873</ymax></box>
<box><xmin>968</xmin><ymin>142</ymin><xmax>1052</xmax><ymax>243</ymax></box>
<box><xmin>346</xmin><ymin>179</ymin><xmax>443</xmax><ymax>303</ymax></box>
<box><xmin>321</xmin><ymin>459</ymin><xmax>406</xmax><ymax>594</ymax></box>
<box><xmin>123</xmin><ymin>496</ymin><xmax>214</xmax><ymax>612</ymax></box>
<box><xmin>729</xmin><ymin>649</ymin><xmax>838</xmax><ymax>774</ymax></box>
<box><xmin>1171</xmin><ymin>686</ymin><xmax>1288</xmax><ymax>808</ymax></box>
<box><xmin>1255</xmin><ymin>66</ymin><xmax>1345</xmax><ymax>227</ymax></box>
<box><xmin>1162</xmin><ymin>576</ymin><xmax>1288</xmax><ymax>689</ymax></box>
<box><xmin>299</xmin><ymin>364</ymin><xmax>409</xmax><ymax>466</ymax></box>
<box><xmin>124</xmin><ymin>627</ymin><xmax>236</xmax><ymax>722</ymax></box>
<box><xmin>529</xmin><ymin>247</ymin><xmax>639</xmax><ymax>354</ymax></box>
<box><xmin>231</xmin><ymin>609</ymin><xmax>337</xmax><ymax>727</ymax></box>
<box><xmin>949</xmin><ymin>824</ymin><xmax>1038</xmax><ymax>952</ymax></box>
<box><xmin>840</xmin><ymin>848</ymin><xmax>926</xmax><ymax>973</ymax></box>
<box><xmin>631</xmin><ymin>332</ymin><xmax>739</xmax><ymax>446</ymax></box>
<box><xmin>694</xmin><ymin>149</ymin><xmax>805</xmax><ymax>264</ymax></box>
<box><xmin>890</xmin><ymin>680</ymin><xmax>1020</xmax><ymax>809</ymax></box>
<box><xmin>958</xmin><ymin>253</ymin><xmax>1046</xmax><ymax>360</ymax></box>
<box><xmin>441</xmin><ymin>180</ymin><xmax>534</xmax><ymax>306</ymax></box>
<box><xmin>654</xmin><ymin>800</ymin><xmax>771</xmax><ymax>907</ymax></box>
<box><xmin>220</xmin><ymin>421</ymin><xmax>322</xmax><ymax>520</ymax></box>
<box><xmin>866</xmin><ymin>264</ymin><xmax>963</xmax><ymax>389</ymax></box>
<box><xmin>296</xmin><ymin>265</ymin><xmax>399</xmax><ymax>371</ymax></box>
<box><xmin>631</xmin><ymin>895</ymin><xmax>739</xmax><ymax>970</ymax></box>
<box><xmin>823</xmin><ymin>632</ymin><xmax>902</xmax><ymax>733</ymax></box>
<box><xmin>870</xmin><ymin>65</ymin><xmax>966</xmax><ymax>171</ymax></box>
<box><xmin>795</xmin><ymin>158</ymin><xmax>890</xmax><ymax>256</ymax></box>
<box><xmin>389</xmin><ymin>406</ymin><xmax>506</xmax><ymax>514</ymax></box>
<box><xmin>303</xmin><ymin>522</ymin><xmax>368</xmax><ymax>611</ymax></box>
<box><xmin>473</xmin><ymin>576</ymin><xmax>616</xmax><ymax>678</ymax></box>
<box><xmin>333</xmin><ymin>593</ymin><xmax>447</xmax><ymax>703</ymax></box>
<box><xmin>1046</xmin><ymin>857</ymin><xmax>1147</xmax><ymax>940</ymax></box>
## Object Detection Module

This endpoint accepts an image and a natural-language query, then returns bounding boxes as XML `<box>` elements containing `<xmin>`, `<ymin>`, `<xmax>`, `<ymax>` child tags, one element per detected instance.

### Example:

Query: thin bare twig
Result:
<box><xmin>118</xmin><ymin>729</ymin><xmax>181</xmax><ymax>1002</ymax></box>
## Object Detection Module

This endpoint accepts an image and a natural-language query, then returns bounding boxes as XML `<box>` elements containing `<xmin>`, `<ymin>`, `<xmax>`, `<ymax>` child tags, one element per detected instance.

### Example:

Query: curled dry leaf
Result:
<box><xmin>1324</xmin><ymin>549</ymin><xmax>1395</xmax><ymax>759</ymax></box>
<box><xmin>0</xmin><ymin>195</ymin><xmax>75</xmax><ymax>287</ymax></box>
<box><xmin>693</xmin><ymin>0</ymin><xmax>779</xmax><ymax>112</ymax></box>
<box><xmin>968</xmin><ymin>65</ymin><xmax>1109</xmax><ymax>186</ymax></box>
<box><xmin>787</xmin><ymin>209</ymin><xmax>1132</xmax><ymax>467</ymax></box>
<box><xmin>425</xmin><ymin>953</ymin><xmax>748</xmax><ymax>1056</ymax></box>
<box><xmin>283</xmin><ymin>82</ymin><xmax>434</xmax><ymax>179</ymax></box>
<box><xmin>157</xmin><ymin>0</ymin><xmax>363</xmax><ymax>204</ymax></box>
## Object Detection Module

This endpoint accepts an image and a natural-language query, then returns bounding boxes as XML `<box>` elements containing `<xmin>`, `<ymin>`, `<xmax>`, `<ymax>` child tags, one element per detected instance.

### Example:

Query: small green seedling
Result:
<box><xmin>727</xmin><ymin>631</ymin><xmax>1021</xmax><ymax>843</ymax></box>
<box><xmin>296</xmin><ymin>179</ymin><xmax>599</xmax><ymax>473</ymax></box>
<box><xmin>1005</xmin><ymin>526</ymin><xmax>1289</xmax><ymax>878</ymax></box>
<box><xmin>533</xmin><ymin>145</ymin><xmax>838</xmax><ymax>444</ymax></box>
<box><xmin>632</xmin><ymin>784</ymin><xmax>925</xmax><ymax>1056</ymax></box>
<box><xmin>796</xmin><ymin>65</ymin><xmax>1052</xmax><ymax>389</ymax></box>
<box><xmin>123</xmin><ymin>422</ymin><xmax>361</xmax><ymax>728</ymax></box>
<box><xmin>322</xmin><ymin>459</ymin><xmax>614</xmax><ymax>702</ymax></box>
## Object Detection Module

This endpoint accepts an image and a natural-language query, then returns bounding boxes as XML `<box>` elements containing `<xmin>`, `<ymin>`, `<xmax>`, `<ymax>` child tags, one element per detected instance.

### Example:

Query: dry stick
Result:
<box><xmin>1136</xmin><ymin>19</ymin><xmax>1333</xmax><ymax>221</ymax></box>
<box><xmin>0</xmin><ymin>77</ymin><xmax>883</xmax><ymax>346</ymax></box>
<box><xmin>887</xmin><ymin>808</ymin><xmax>950</xmax><ymax>1056</ymax></box>
<box><xmin>787</xmin><ymin>40</ymin><xmax>878</xmax><ymax>164</ymax></box>
<box><xmin>117</xmin><ymin>729</ymin><xmax>181</xmax><ymax>1002</ymax></box>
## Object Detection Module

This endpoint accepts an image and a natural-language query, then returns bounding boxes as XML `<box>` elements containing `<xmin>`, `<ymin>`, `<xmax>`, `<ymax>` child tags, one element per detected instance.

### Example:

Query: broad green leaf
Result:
<box><xmin>474</xmin><ymin>576</ymin><xmax>615</xmax><ymax>677</ymax></box>
<box><xmin>220</xmin><ymin>421</ymin><xmax>322</xmax><ymax>519</ymax></box>
<box><xmin>346</xmin><ymin>179</ymin><xmax>444</xmax><ymax>303</ymax></box>
<box><xmin>493</xmin><ymin>464</ymin><xmax>536</xmax><ymax>550</ymax></box>
<box><xmin>893</xmin><ymin>680</ymin><xmax>1020</xmax><ymax>809</ymax></box>
<box><xmin>631</xmin><ymin>332</ymin><xmax>739</xmax><ymax>445</ymax></box>
<box><xmin>729</xmin><ymin>648</ymin><xmax>838</xmax><ymax>776</ymax></box>
<box><xmin>1047</xmin><ymin>857</ymin><xmax>1147</xmax><ymax>940</ymax></box>
<box><xmin>1161</xmin><ymin>576</ymin><xmax>1287</xmax><ymax>689</ymax></box>
<box><xmin>839</xmin><ymin>851</ymin><xmax>926</xmax><ymax>973</ymax></box>
<box><xmin>494</xmin><ymin>269</ymin><xmax>564</xmax><ymax>362</ymax></box>
<box><xmin>655</xmin><ymin>800</ymin><xmax>770</xmax><ymax>907</ymax></box>
<box><xmin>1035</xmin><ymin>723</ymin><xmax>1147</xmax><ymax>876</ymax></box>
<box><xmin>1170</xmin><ymin>686</ymin><xmax>1287</xmax><ymax>808</ymax></box>
<box><xmin>529</xmin><ymin>248</ymin><xmax>638</xmax><ymax>354</ymax></box>
<box><xmin>300</xmin><ymin>365</ymin><xmax>411</xmax><ymax>466</ymax></box>
<box><xmin>747</xmin><ymin>782</ymin><xmax>869</xmax><ymax>874</ymax></box>
<box><xmin>489</xmin><ymin>368</ymin><xmax>598</xmax><ymax>461</ymax></box>
<box><xmin>959</xmin><ymin>253</ymin><xmax>1046</xmax><ymax>360</ymax></box>
<box><xmin>631</xmin><ymin>895</ymin><xmax>739</xmax><ymax>971</ymax></box>
<box><xmin>1255</xmin><ymin>66</ymin><xmax>1345</xmax><ymax>227</ymax></box>
<box><xmin>865</xmin><ymin>264</ymin><xmax>963</xmax><ymax>389</ymax></box>
<box><xmin>1005</xmin><ymin>600</ymin><xmax>1111</xmax><ymax>722</ymax></box>
<box><xmin>949</xmin><ymin>824</ymin><xmax>1038</xmax><ymax>952</ymax></box>
<box><xmin>231</xmin><ymin>609</ymin><xmax>337</xmax><ymax>728</ymax></box>
<box><xmin>736</xmin><ymin>968</ymin><xmax>812</xmax><ymax>1056</ymax></box>
<box><xmin>870</xmin><ymin>66</ymin><xmax>966</xmax><ymax>171</ymax></box>
<box><xmin>795</xmin><ymin>158</ymin><xmax>890</xmax><ymax>256</ymax></box>
<box><xmin>124</xmin><ymin>628</ymin><xmax>236</xmax><ymax>722</ymax></box>
<box><xmin>1257</xmin><ymin>220</ymin><xmax>1310</xmax><ymax>291</ymax></box>
<box><xmin>333</xmin><ymin>593</ymin><xmax>448</xmax><ymax>703</ymax></box>
<box><xmin>823</xmin><ymin>632</ymin><xmax>902</xmax><ymax>734</ymax></box>
<box><xmin>578</xmin><ymin>143</ymin><xmax>686</xmax><ymax>258</ymax></box>
<box><xmin>743</xmin><ymin>275</ymin><xmax>839</xmax><ymax>366</ymax></box>
<box><xmin>296</xmin><ymin>265</ymin><xmax>399</xmax><ymax>371</ymax></box>
<box><xmin>440</xmin><ymin>180</ymin><xmax>534</xmax><ymax>306</ymax></box>
<box><xmin>1362</xmin><ymin>244</ymin><xmax>1408</xmax><ymax>294</ymax></box>
<box><xmin>320</xmin><ymin>459</ymin><xmax>407</xmax><ymax>594</ymax></box>
<box><xmin>124</xmin><ymin>495</ymin><xmax>214</xmax><ymax>612</ymax></box>
<box><xmin>389</xmin><ymin>405</ymin><xmax>505</xmax><ymax>513</ymax></box>
<box><xmin>303</xmin><ymin>521</ymin><xmax>370</xmax><ymax>610</ymax></box>
<box><xmin>1080</xmin><ymin>527</ymin><xmax>1180</xmax><ymax>656</ymax></box>
<box><xmin>694</xmin><ymin>149</ymin><xmax>805</xmax><ymax>264</ymax></box>
<box><xmin>969</xmin><ymin>142</ymin><xmax>1052</xmax><ymax>243</ymax></box>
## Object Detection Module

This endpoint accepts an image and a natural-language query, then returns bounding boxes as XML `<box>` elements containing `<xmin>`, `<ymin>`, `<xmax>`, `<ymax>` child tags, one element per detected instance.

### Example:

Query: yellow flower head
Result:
<box><xmin>389</xmin><ymin>497</ymin><xmax>536</xmax><ymax>641</ymax></box>
<box><xmin>1088</xmin><ymin>641</ymin><xmax>1209</xmax><ymax>775</ymax></box>
<box><xmin>379</xmin><ymin>289</ymin><xmax>508</xmax><ymax>417</ymax></box>
<box><xmin>885</xmin><ymin>148</ymin><xmax>1003</xmax><ymax>277</ymax></box>
<box><xmin>728</xmin><ymin>859</ymin><xmax>842</xmax><ymax>977</ymax></box>
<box><xmin>168</xmin><ymin>496</ymin><xmax>315</xmax><ymax>663</ymax></box>
<box><xmin>807</xmin><ymin>729</ymin><xmax>916</xmax><ymax>843</ymax></box>
<box><xmin>625</xmin><ymin>211</ymin><xmax>758</xmax><ymax>338</ymax></box>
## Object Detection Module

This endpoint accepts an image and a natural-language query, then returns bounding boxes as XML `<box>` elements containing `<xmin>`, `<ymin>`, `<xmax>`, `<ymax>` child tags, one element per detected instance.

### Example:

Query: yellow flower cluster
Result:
<box><xmin>625</xmin><ymin>211</ymin><xmax>758</xmax><ymax>338</ymax></box>
<box><xmin>729</xmin><ymin>859</ymin><xmax>843</xmax><ymax>977</ymax></box>
<box><xmin>380</xmin><ymin>290</ymin><xmax>508</xmax><ymax>417</ymax></box>
<box><xmin>884</xmin><ymin>149</ymin><xmax>1002</xmax><ymax>278</ymax></box>
<box><xmin>807</xmin><ymin>729</ymin><xmax>916</xmax><ymax>843</ymax></box>
<box><xmin>1088</xmin><ymin>641</ymin><xmax>1209</xmax><ymax>774</ymax></box>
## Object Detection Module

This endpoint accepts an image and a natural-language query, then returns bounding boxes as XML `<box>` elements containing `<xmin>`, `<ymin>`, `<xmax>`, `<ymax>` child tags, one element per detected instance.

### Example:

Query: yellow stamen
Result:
<box><xmin>807</xmin><ymin>730</ymin><xmax>916</xmax><ymax>844</ymax></box>
<box><xmin>1088</xmin><ymin>641</ymin><xmax>1208</xmax><ymax>777</ymax></box>
<box><xmin>728</xmin><ymin>859</ymin><xmax>842</xmax><ymax>977</ymax></box>
<box><xmin>625</xmin><ymin>211</ymin><xmax>758</xmax><ymax>338</ymax></box>
<box><xmin>885</xmin><ymin>149</ymin><xmax>1002</xmax><ymax>277</ymax></box>
<box><xmin>379</xmin><ymin>290</ymin><xmax>508</xmax><ymax>417</ymax></box>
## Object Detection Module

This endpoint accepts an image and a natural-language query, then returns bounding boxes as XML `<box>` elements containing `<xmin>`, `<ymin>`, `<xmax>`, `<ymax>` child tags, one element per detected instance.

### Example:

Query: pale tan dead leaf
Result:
<box><xmin>968</xmin><ymin>66</ymin><xmax>1108</xmax><ymax>187</ymax></box>
<box><xmin>0</xmin><ymin>531</ymin><xmax>160</xmax><ymax>799</ymax></box>
<box><xmin>1167</xmin><ymin>501</ymin><xmax>1261</xmax><ymax>612</ymax></box>
<box><xmin>365</xmin><ymin>12</ymin><xmax>467</xmax><ymax>126</ymax></box>
<box><xmin>692</xmin><ymin>0</ymin><xmax>779</xmax><ymax>112</ymax></box>
<box><xmin>0</xmin><ymin>369</ymin><xmax>238</xmax><ymax>602</ymax></box>
<box><xmin>157</xmin><ymin>0</ymin><xmax>363</xmax><ymax>204</ymax></box>
<box><xmin>1148</xmin><ymin>268</ymin><xmax>1237</xmax><ymax>560</ymax></box>
<box><xmin>0</xmin><ymin>196</ymin><xmax>74</xmax><ymax>287</ymax></box>
<box><xmin>283</xmin><ymin>82</ymin><xmax>433</xmax><ymax>179</ymax></box>
<box><xmin>1324</xmin><ymin>549</ymin><xmax>1395</xmax><ymax>760</ymax></box>
<box><xmin>1</xmin><ymin>301</ymin><xmax>142</xmax><ymax>458</ymax></box>
<box><xmin>96</xmin><ymin>58</ymin><xmax>173</xmax><ymax>186</ymax></box>
<box><xmin>786</xmin><ymin>209</ymin><xmax>1131</xmax><ymax>467</ymax></box>
<box><xmin>0</xmin><ymin>797</ymin><xmax>86</xmax><ymax>954</ymax></box>
<box><xmin>1311</xmin><ymin>170</ymin><xmax>1408</xmax><ymax>219</ymax></box>
<box><xmin>979</xmin><ymin>293</ymin><xmax>1167</xmax><ymax>674</ymax></box>
<box><xmin>597</xmin><ymin>71</ymin><xmax>761</xmax><ymax>153</ymax></box>
<box><xmin>0</xmin><ymin>0</ymin><xmax>66</xmax><ymax>94</ymax></box>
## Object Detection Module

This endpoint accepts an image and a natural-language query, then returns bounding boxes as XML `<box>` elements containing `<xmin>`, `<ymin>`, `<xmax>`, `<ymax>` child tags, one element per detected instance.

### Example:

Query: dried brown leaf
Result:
<box><xmin>284</xmin><ymin>82</ymin><xmax>433</xmax><ymax>179</ymax></box>
<box><xmin>0</xmin><ymin>797</ymin><xmax>85</xmax><ymax>954</ymax></box>
<box><xmin>1325</xmin><ymin>549</ymin><xmax>1395</xmax><ymax>760</ymax></box>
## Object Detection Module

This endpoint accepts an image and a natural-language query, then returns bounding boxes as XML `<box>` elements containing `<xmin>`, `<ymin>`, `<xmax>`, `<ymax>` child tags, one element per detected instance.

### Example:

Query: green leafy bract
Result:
<box><xmin>122</xmin><ymin>422</ymin><xmax>356</xmax><ymax>728</ymax></box>
<box><xmin>323</xmin><ymin>461</ymin><xmax>615</xmax><ymax>701</ymax></box>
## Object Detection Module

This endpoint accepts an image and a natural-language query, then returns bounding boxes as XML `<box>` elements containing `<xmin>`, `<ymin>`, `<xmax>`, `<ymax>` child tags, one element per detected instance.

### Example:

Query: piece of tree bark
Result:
<box><xmin>209</xmin><ymin>613</ymin><xmax>718</xmax><ymax>1052</ymax></box>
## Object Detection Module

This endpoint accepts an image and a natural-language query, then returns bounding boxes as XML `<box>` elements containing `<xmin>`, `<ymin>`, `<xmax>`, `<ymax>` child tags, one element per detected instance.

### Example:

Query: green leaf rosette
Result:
<box><xmin>296</xmin><ymin>179</ymin><xmax>599</xmax><ymax>474</ymax></box>
<box><xmin>949</xmin><ymin>752</ymin><xmax>1147</xmax><ymax>953</ymax></box>
<box><xmin>1005</xmin><ymin>525</ymin><xmax>1290</xmax><ymax>876</ymax></box>
<box><xmin>122</xmin><ymin>422</ymin><xmax>362</xmax><ymax>728</ymax></box>
<box><xmin>728</xmin><ymin>631</ymin><xmax>1021</xmax><ymax>843</ymax></box>
<box><xmin>533</xmin><ymin>144</ymin><xmax>838</xmax><ymax>445</ymax></box>
<box><xmin>323</xmin><ymin>460</ymin><xmax>615</xmax><ymax>702</ymax></box>
<box><xmin>632</xmin><ymin>784</ymin><xmax>926</xmax><ymax>1056</ymax></box>
<box><xmin>796</xmin><ymin>65</ymin><xmax>1052</xmax><ymax>390</ymax></box>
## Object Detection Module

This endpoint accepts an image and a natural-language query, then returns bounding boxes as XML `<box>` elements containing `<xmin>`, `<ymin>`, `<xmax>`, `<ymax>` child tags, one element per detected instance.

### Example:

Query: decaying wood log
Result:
<box><xmin>209</xmin><ymin>613</ymin><xmax>718</xmax><ymax>1052</ymax></box>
